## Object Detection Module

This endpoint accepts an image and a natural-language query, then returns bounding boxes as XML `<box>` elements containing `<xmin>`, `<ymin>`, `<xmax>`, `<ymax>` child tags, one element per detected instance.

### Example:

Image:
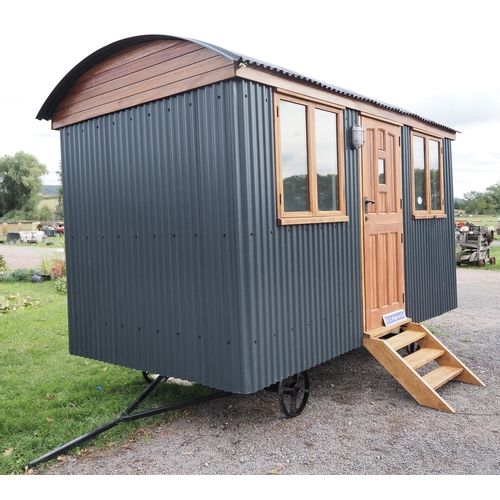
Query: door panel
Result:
<box><xmin>362</xmin><ymin>117</ymin><xmax>404</xmax><ymax>332</ymax></box>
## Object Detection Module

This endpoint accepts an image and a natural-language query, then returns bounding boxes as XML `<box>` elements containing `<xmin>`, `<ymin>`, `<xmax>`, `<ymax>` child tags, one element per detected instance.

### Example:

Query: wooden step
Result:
<box><xmin>363</xmin><ymin>322</ymin><xmax>484</xmax><ymax>413</ymax></box>
<box><xmin>363</xmin><ymin>335</ymin><xmax>455</xmax><ymax>412</ymax></box>
<box><xmin>404</xmin><ymin>347</ymin><xmax>444</xmax><ymax>370</ymax></box>
<box><xmin>363</xmin><ymin>318</ymin><xmax>412</xmax><ymax>339</ymax></box>
<box><xmin>385</xmin><ymin>330</ymin><xmax>426</xmax><ymax>351</ymax></box>
<box><xmin>422</xmin><ymin>365</ymin><xmax>464</xmax><ymax>390</ymax></box>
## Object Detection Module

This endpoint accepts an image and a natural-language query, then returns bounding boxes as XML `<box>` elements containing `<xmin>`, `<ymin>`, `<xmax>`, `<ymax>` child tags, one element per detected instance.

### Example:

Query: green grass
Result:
<box><xmin>19</xmin><ymin>236</ymin><xmax>66</xmax><ymax>249</ymax></box>
<box><xmin>42</xmin><ymin>236</ymin><xmax>66</xmax><ymax>249</ymax></box>
<box><xmin>38</xmin><ymin>196</ymin><xmax>59</xmax><ymax>211</ymax></box>
<box><xmin>455</xmin><ymin>216</ymin><xmax>499</xmax><ymax>227</ymax></box>
<box><xmin>0</xmin><ymin>236</ymin><xmax>65</xmax><ymax>249</ymax></box>
<box><xmin>0</xmin><ymin>281</ymin><xmax>216</xmax><ymax>475</ymax></box>
<box><xmin>423</xmin><ymin>324</ymin><xmax>451</xmax><ymax>338</ymax></box>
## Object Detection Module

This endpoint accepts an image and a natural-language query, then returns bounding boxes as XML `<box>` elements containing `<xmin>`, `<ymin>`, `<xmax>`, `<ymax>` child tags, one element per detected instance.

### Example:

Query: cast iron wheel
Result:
<box><xmin>405</xmin><ymin>342</ymin><xmax>421</xmax><ymax>355</ymax></box>
<box><xmin>478</xmin><ymin>259</ymin><xmax>486</xmax><ymax>267</ymax></box>
<box><xmin>490</xmin><ymin>257</ymin><xmax>496</xmax><ymax>265</ymax></box>
<box><xmin>278</xmin><ymin>371</ymin><xmax>310</xmax><ymax>418</ymax></box>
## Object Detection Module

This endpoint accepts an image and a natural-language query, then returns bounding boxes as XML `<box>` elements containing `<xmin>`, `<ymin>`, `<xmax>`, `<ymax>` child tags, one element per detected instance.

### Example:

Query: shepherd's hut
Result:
<box><xmin>37</xmin><ymin>35</ymin><xmax>483</xmax><ymax>414</ymax></box>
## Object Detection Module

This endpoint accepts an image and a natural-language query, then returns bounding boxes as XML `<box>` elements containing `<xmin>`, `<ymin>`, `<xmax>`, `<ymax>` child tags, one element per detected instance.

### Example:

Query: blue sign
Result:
<box><xmin>382</xmin><ymin>309</ymin><xmax>407</xmax><ymax>327</ymax></box>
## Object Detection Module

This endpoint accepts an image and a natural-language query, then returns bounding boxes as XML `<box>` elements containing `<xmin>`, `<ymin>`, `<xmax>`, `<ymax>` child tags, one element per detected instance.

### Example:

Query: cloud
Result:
<box><xmin>409</xmin><ymin>91</ymin><xmax>500</xmax><ymax>130</ymax></box>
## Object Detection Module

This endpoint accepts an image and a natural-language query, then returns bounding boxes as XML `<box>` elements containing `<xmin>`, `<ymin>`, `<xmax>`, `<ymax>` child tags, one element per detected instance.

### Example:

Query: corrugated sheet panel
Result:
<box><xmin>232</xmin><ymin>101</ymin><xmax>363</xmax><ymax>392</ymax></box>
<box><xmin>401</xmin><ymin>128</ymin><xmax>458</xmax><ymax>321</ymax></box>
<box><xmin>61</xmin><ymin>80</ymin><xmax>363</xmax><ymax>394</ymax></box>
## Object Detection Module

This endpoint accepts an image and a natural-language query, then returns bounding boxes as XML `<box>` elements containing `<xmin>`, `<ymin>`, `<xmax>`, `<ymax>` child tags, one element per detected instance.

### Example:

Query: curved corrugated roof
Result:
<box><xmin>36</xmin><ymin>34</ymin><xmax>458</xmax><ymax>134</ymax></box>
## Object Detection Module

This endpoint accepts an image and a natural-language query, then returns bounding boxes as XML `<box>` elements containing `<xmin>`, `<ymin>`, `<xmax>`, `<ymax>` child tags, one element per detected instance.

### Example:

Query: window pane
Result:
<box><xmin>378</xmin><ymin>159</ymin><xmax>385</xmax><ymax>184</ymax></box>
<box><xmin>280</xmin><ymin>101</ymin><xmax>309</xmax><ymax>212</ymax></box>
<box><xmin>413</xmin><ymin>136</ymin><xmax>426</xmax><ymax>211</ymax></box>
<box><xmin>429</xmin><ymin>140</ymin><xmax>441</xmax><ymax>210</ymax></box>
<box><xmin>315</xmin><ymin>108</ymin><xmax>338</xmax><ymax>211</ymax></box>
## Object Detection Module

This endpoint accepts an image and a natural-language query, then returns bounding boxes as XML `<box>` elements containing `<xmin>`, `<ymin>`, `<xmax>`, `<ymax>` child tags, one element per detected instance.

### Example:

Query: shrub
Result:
<box><xmin>40</xmin><ymin>253</ymin><xmax>52</xmax><ymax>275</ymax></box>
<box><xmin>0</xmin><ymin>254</ymin><xmax>6</xmax><ymax>273</ymax></box>
<box><xmin>0</xmin><ymin>293</ymin><xmax>40</xmax><ymax>314</ymax></box>
<box><xmin>13</xmin><ymin>268</ymin><xmax>33</xmax><ymax>281</ymax></box>
<box><xmin>0</xmin><ymin>268</ymin><xmax>42</xmax><ymax>283</ymax></box>
<box><xmin>51</xmin><ymin>257</ymin><xmax>66</xmax><ymax>279</ymax></box>
<box><xmin>54</xmin><ymin>276</ymin><xmax>67</xmax><ymax>294</ymax></box>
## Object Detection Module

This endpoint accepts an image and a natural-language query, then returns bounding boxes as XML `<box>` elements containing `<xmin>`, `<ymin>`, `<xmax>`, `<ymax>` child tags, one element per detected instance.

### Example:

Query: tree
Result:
<box><xmin>462</xmin><ymin>188</ymin><xmax>497</xmax><ymax>215</ymax></box>
<box><xmin>38</xmin><ymin>204</ymin><xmax>54</xmax><ymax>223</ymax></box>
<box><xmin>484</xmin><ymin>182</ymin><xmax>500</xmax><ymax>213</ymax></box>
<box><xmin>454</xmin><ymin>198</ymin><xmax>465</xmax><ymax>211</ymax></box>
<box><xmin>0</xmin><ymin>152</ymin><xmax>48</xmax><ymax>219</ymax></box>
<box><xmin>54</xmin><ymin>162</ymin><xmax>64</xmax><ymax>220</ymax></box>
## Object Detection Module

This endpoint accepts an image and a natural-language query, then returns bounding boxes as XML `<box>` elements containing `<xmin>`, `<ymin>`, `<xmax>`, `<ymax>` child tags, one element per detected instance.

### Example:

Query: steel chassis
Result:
<box><xmin>28</xmin><ymin>370</ymin><xmax>309</xmax><ymax>468</ymax></box>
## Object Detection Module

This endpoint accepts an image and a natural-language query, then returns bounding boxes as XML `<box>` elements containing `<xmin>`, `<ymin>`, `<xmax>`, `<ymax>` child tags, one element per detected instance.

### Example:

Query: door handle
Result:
<box><xmin>364</xmin><ymin>196</ymin><xmax>375</xmax><ymax>214</ymax></box>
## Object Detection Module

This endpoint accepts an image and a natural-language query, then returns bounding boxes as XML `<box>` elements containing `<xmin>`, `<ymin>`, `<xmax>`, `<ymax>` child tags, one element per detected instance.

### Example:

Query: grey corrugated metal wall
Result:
<box><xmin>233</xmin><ymin>105</ymin><xmax>363</xmax><ymax>391</ymax></box>
<box><xmin>401</xmin><ymin>127</ymin><xmax>458</xmax><ymax>321</ymax></box>
<box><xmin>60</xmin><ymin>79</ymin><xmax>364</xmax><ymax>394</ymax></box>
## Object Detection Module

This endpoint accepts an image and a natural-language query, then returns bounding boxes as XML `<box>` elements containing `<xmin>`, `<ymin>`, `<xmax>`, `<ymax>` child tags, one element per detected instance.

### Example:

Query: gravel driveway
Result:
<box><xmin>40</xmin><ymin>268</ymin><xmax>499</xmax><ymax>475</ymax></box>
<box><xmin>0</xmin><ymin>244</ymin><xmax>64</xmax><ymax>270</ymax></box>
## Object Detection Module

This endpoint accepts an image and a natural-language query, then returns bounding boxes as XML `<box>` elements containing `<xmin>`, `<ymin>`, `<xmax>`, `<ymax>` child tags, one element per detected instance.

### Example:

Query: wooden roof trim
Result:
<box><xmin>50</xmin><ymin>38</ymin><xmax>238</xmax><ymax>129</ymax></box>
<box><xmin>51</xmin><ymin>64</ymin><xmax>237</xmax><ymax>129</ymax></box>
<box><xmin>55</xmin><ymin>48</ymin><xmax>217</xmax><ymax>115</ymax></box>
<box><xmin>67</xmin><ymin>40</ymin><xmax>194</xmax><ymax>97</ymax></box>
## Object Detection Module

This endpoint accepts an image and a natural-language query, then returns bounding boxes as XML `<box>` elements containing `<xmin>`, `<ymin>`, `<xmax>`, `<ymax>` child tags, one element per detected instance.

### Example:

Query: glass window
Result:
<box><xmin>315</xmin><ymin>108</ymin><xmax>339</xmax><ymax>212</ymax></box>
<box><xmin>275</xmin><ymin>94</ymin><xmax>347</xmax><ymax>225</ymax></box>
<box><xmin>413</xmin><ymin>135</ymin><xmax>426</xmax><ymax>211</ymax></box>
<box><xmin>280</xmin><ymin>101</ymin><xmax>309</xmax><ymax>212</ymax></box>
<box><xmin>429</xmin><ymin>139</ymin><xmax>441</xmax><ymax>211</ymax></box>
<box><xmin>378</xmin><ymin>159</ymin><xmax>386</xmax><ymax>185</ymax></box>
<box><xmin>411</xmin><ymin>132</ymin><xmax>445</xmax><ymax>217</ymax></box>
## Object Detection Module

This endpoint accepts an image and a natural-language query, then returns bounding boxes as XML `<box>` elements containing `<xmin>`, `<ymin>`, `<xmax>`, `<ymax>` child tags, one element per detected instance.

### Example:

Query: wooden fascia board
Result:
<box><xmin>236</xmin><ymin>65</ymin><xmax>456</xmax><ymax>141</ymax></box>
<box><xmin>51</xmin><ymin>63</ymin><xmax>238</xmax><ymax>129</ymax></box>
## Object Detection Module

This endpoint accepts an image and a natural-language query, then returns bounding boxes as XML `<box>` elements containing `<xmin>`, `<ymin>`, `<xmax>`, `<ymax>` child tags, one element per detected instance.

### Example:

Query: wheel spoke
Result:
<box><xmin>278</xmin><ymin>371</ymin><xmax>310</xmax><ymax>418</ymax></box>
<box><xmin>289</xmin><ymin>392</ymin><xmax>297</xmax><ymax>415</ymax></box>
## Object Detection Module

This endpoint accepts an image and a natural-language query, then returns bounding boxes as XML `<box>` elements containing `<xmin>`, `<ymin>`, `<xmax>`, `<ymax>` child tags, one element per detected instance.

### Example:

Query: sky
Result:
<box><xmin>1</xmin><ymin>0</ymin><xmax>499</xmax><ymax>199</ymax></box>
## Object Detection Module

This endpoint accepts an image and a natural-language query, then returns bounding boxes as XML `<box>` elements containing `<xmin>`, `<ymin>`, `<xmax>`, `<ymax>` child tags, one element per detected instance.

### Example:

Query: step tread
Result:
<box><xmin>385</xmin><ymin>330</ymin><xmax>426</xmax><ymax>351</ymax></box>
<box><xmin>405</xmin><ymin>347</ymin><xmax>445</xmax><ymax>369</ymax></box>
<box><xmin>422</xmin><ymin>365</ymin><xmax>463</xmax><ymax>390</ymax></box>
<box><xmin>364</xmin><ymin>318</ymin><xmax>412</xmax><ymax>339</ymax></box>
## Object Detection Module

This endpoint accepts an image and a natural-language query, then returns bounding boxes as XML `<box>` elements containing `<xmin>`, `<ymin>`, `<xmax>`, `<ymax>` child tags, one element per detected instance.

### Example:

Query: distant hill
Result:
<box><xmin>40</xmin><ymin>185</ymin><xmax>59</xmax><ymax>196</ymax></box>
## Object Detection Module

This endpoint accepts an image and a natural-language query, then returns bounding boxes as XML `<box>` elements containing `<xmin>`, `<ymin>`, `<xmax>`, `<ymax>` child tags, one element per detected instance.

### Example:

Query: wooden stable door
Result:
<box><xmin>361</xmin><ymin>116</ymin><xmax>405</xmax><ymax>333</ymax></box>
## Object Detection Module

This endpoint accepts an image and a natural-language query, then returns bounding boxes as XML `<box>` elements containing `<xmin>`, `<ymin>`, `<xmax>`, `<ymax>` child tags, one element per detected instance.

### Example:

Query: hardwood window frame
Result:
<box><xmin>410</xmin><ymin>130</ymin><xmax>446</xmax><ymax>219</ymax></box>
<box><xmin>274</xmin><ymin>92</ymin><xmax>348</xmax><ymax>226</ymax></box>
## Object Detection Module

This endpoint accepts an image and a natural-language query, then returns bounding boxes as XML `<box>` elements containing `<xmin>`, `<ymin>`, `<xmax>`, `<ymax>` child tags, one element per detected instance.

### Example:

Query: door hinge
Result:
<box><xmin>402</xmin><ymin>292</ymin><xmax>405</xmax><ymax>303</ymax></box>
<box><xmin>400</xmin><ymin>198</ymin><xmax>403</xmax><ymax>209</ymax></box>
<box><xmin>401</xmin><ymin>233</ymin><xmax>404</xmax><ymax>244</ymax></box>
<box><xmin>279</xmin><ymin>193</ymin><xmax>282</xmax><ymax>205</ymax></box>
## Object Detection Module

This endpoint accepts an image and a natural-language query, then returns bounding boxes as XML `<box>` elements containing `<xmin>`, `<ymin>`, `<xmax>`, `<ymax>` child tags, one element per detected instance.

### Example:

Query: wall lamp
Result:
<box><xmin>350</xmin><ymin>124</ymin><xmax>365</xmax><ymax>150</ymax></box>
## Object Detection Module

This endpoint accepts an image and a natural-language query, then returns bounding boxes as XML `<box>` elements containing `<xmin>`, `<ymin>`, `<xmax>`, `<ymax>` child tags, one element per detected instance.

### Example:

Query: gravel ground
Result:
<box><xmin>36</xmin><ymin>268</ymin><xmax>499</xmax><ymax>475</ymax></box>
<box><xmin>0</xmin><ymin>244</ymin><xmax>64</xmax><ymax>270</ymax></box>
